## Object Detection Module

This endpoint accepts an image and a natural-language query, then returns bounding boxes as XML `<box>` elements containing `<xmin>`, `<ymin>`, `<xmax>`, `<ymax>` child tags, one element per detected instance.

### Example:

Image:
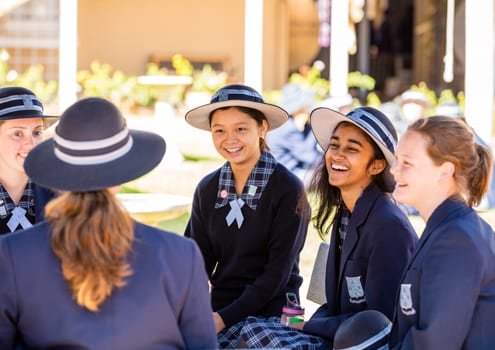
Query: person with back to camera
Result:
<box><xmin>184</xmin><ymin>84</ymin><xmax>310</xmax><ymax>348</ymax></box>
<box><xmin>0</xmin><ymin>97</ymin><xmax>217</xmax><ymax>349</ymax></box>
<box><xmin>389</xmin><ymin>115</ymin><xmax>495</xmax><ymax>349</ymax></box>
<box><xmin>237</xmin><ymin>106</ymin><xmax>417</xmax><ymax>349</ymax></box>
<box><xmin>0</xmin><ymin>86</ymin><xmax>59</xmax><ymax>235</ymax></box>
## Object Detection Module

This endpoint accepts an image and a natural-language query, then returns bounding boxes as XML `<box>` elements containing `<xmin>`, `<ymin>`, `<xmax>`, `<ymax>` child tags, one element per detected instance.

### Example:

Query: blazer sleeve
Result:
<box><xmin>396</xmin><ymin>229</ymin><xmax>483</xmax><ymax>349</ymax></box>
<box><xmin>177</xmin><ymin>240</ymin><xmax>218</xmax><ymax>349</ymax></box>
<box><xmin>0</xmin><ymin>238</ymin><xmax>17</xmax><ymax>348</ymax></box>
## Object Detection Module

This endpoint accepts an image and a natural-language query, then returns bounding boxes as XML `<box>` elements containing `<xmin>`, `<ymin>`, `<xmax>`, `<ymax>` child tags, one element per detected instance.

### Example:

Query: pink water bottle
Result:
<box><xmin>280</xmin><ymin>293</ymin><xmax>305</xmax><ymax>326</ymax></box>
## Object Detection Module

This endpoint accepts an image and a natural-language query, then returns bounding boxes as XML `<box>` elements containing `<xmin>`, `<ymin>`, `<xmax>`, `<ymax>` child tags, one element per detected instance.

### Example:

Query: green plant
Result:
<box><xmin>347</xmin><ymin>71</ymin><xmax>376</xmax><ymax>91</ymax></box>
<box><xmin>287</xmin><ymin>65</ymin><xmax>330</xmax><ymax>100</ymax></box>
<box><xmin>191</xmin><ymin>64</ymin><xmax>228</xmax><ymax>94</ymax></box>
<box><xmin>0</xmin><ymin>49</ymin><xmax>58</xmax><ymax>104</ymax></box>
<box><xmin>77</xmin><ymin>60</ymin><xmax>156</xmax><ymax>109</ymax></box>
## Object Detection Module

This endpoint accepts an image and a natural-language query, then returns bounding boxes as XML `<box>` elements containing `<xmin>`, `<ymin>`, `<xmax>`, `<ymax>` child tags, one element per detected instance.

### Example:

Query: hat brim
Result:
<box><xmin>24</xmin><ymin>130</ymin><xmax>166</xmax><ymax>192</ymax></box>
<box><xmin>310</xmin><ymin>107</ymin><xmax>396</xmax><ymax>192</ymax></box>
<box><xmin>0</xmin><ymin>114</ymin><xmax>59</xmax><ymax>130</ymax></box>
<box><xmin>185</xmin><ymin>100</ymin><xmax>288</xmax><ymax>131</ymax></box>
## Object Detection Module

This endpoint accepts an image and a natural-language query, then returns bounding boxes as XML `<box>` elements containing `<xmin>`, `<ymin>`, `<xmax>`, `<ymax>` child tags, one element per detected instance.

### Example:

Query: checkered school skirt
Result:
<box><xmin>217</xmin><ymin>320</ymin><xmax>246</xmax><ymax>348</ymax></box>
<box><xmin>238</xmin><ymin>316</ymin><xmax>329</xmax><ymax>350</ymax></box>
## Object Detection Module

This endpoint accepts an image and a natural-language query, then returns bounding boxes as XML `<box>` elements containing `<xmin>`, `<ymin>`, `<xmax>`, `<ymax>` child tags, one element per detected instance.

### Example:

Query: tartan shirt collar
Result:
<box><xmin>0</xmin><ymin>179</ymin><xmax>35</xmax><ymax>218</ymax></box>
<box><xmin>215</xmin><ymin>150</ymin><xmax>277</xmax><ymax>210</ymax></box>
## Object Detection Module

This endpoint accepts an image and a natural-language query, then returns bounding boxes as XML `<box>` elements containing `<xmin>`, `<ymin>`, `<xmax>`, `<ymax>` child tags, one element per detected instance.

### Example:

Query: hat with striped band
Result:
<box><xmin>0</xmin><ymin>86</ymin><xmax>58</xmax><ymax>125</ymax></box>
<box><xmin>24</xmin><ymin>97</ymin><xmax>166</xmax><ymax>192</ymax></box>
<box><xmin>333</xmin><ymin>310</ymin><xmax>392</xmax><ymax>350</ymax></box>
<box><xmin>185</xmin><ymin>84</ymin><xmax>288</xmax><ymax>131</ymax></box>
<box><xmin>310</xmin><ymin>106</ymin><xmax>398</xmax><ymax>192</ymax></box>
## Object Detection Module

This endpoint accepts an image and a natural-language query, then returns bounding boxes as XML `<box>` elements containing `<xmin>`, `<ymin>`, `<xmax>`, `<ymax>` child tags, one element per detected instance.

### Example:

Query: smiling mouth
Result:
<box><xmin>331</xmin><ymin>164</ymin><xmax>349</xmax><ymax>171</ymax></box>
<box><xmin>225</xmin><ymin>147</ymin><xmax>242</xmax><ymax>154</ymax></box>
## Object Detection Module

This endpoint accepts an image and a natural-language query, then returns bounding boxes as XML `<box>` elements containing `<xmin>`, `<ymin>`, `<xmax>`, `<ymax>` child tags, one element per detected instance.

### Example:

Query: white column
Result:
<box><xmin>244</xmin><ymin>0</ymin><xmax>263</xmax><ymax>92</ymax></box>
<box><xmin>329</xmin><ymin>0</ymin><xmax>349</xmax><ymax>97</ymax></box>
<box><xmin>464</xmin><ymin>0</ymin><xmax>494</xmax><ymax>144</ymax></box>
<box><xmin>58</xmin><ymin>0</ymin><xmax>78</xmax><ymax>111</ymax></box>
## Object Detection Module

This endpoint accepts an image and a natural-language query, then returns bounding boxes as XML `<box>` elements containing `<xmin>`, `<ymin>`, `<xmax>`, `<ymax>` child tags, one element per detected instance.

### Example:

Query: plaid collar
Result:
<box><xmin>0</xmin><ymin>179</ymin><xmax>35</xmax><ymax>218</ymax></box>
<box><xmin>215</xmin><ymin>150</ymin><xmax>277</xmax><ymax>210</ymax></box>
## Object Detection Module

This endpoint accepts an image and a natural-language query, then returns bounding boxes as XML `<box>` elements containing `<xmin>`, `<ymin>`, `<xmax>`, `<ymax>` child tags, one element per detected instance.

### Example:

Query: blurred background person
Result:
<box><xmin>267</xmin><ymin>83</ymin><xmax>321</xmax><ymax>184</ymax></box>
<box><xmin>393</xmin><ymin>89</ymin><xmax>432</xmax><ymax>136</ymax></box>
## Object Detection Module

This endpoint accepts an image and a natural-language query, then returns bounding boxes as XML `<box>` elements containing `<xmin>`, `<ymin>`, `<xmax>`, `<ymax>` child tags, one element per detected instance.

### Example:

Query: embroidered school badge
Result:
<box><xmin>400</xmin><ymin>283</ymin><xmax>416</xmax><ymax>315</ymax></box>
<box><xmin>345</xmin><ymin>276</ymin><xmax>366</xmax><ymax>303</ymax></box>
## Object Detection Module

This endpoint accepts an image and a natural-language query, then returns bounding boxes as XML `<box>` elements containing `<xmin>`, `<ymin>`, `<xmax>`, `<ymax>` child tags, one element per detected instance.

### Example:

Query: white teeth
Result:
<box><xmin>332</xmin><ymin>164</ymin><xmax>348</xmax><ymax>171</ymax></box>
<box><xmin>226</xmin><ymin>147</ymin><xmax>241</xmax><ymax>153</ymax></box>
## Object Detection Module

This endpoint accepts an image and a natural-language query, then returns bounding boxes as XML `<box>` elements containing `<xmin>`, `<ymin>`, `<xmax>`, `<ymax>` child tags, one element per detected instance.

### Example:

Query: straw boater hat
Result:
<box><xmin>333</xmin><ymin>310</ymin><xmax>392</xmax><ymax>350</ymax></box>
<box><xmin>310</xmin><ymin>106</ymin><xmax>398</xmax><ymax>192</ymax></box>
<box><xmin>0</xmin><ymin>86</ymin><xmax>59</xmax><ymax>126</ymax></box>
<box><xmin>24</xmin><ymin>97</ymin><xmax>166</xmax><ymax>192</ymax></box>
<box><xmin>185</xmin><ymin>84</ymin><xmax>289</xmax><ymax>131</ymax></box>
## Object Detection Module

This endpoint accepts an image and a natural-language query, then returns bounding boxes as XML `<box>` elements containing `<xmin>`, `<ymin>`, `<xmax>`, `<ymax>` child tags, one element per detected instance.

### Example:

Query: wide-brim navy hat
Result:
<box><xmin>0</xmin><ymin>86</ymin><xmax>58</xmax><ymax>126</ymax></box>
<box><xmin>185</xmin><ymin>84</ymin><xmax>288</xmax><ymax>131</ymax></box>
<box><xmin>334</xmin><ymin>310</ymin><xmax>392</xmax><ymax>350</ymax></box>
<box><xmin>310</xmin><ymin>106</ymin><xmax>398</xmax><ymax>192</ymax></box>
<box><xmin>24</xmin><ymin>97</ymin><xmax>166</xmax><ymax>192</ymax></box>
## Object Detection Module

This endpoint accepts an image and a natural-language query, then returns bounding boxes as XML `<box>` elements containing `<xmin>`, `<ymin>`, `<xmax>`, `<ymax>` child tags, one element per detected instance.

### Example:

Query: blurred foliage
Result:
<box><xmin>366</xmin><ymin>91</ymin><xmax>382</xmax><ymax>108</ymax></box>
<box><xmin>77</xmin><ymin>60</ymin><xmax>156</xmax><ymax>109</ymax></box>
<box><xmin>265</xmin><ymin>65</ymin><xmax>376</xmax><ymax>106</ymax></box>
<box><xmin>347</xmin><ymin>71</ymin><xmax>376</xmax><ymax>91</ymax></box>
<box><xmin>172</xmin><ymin>54</ymin><xmax>228</xmax><ymax>94</ymax></box>
<box><xmin>0</xmin><ymin>49</ymin><xmax>58</xmax><ymax>104</ymax></box>
<box><xmin>287</xmin><ymin>65</ymin><xmax>330</xmax><ymax>100</ymax></box>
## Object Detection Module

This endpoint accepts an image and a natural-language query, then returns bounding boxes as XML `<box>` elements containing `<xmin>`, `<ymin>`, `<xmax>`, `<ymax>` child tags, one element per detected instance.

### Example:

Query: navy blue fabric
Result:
<box><xmin>390</xmin><ymin>197</ymin><xmax>495</xmax><ymax>349</ymax></box>
<box><xmin>185</xmin><ymin>163</ymin><xmax>310</xmax><ymax>328</ymax></box>
<box><xmin>0</xmin><ymin>221</ymin><xmax>217</xmax><ymax>349</ymax></box>
<box><xmin>303</xmin><ymin>184</ymin><xmax>418</xmax><ymax>341</ymax></box>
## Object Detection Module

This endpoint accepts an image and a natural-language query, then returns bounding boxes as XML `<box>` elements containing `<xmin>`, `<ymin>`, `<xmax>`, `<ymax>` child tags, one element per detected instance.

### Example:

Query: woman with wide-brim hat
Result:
<box><xmin>0</xmin><ymin>97</ymin><xmax>217</xmax><ymax>349</ymax></box>
<box><xmin>238</xmin><ymin>106</ymin><xmax>417</xmax><ymax>349</ymax></box>
<box><xmin>0</xmin><ymin>86</ymin><xmax>59</xmax><ymax>234</ymax></box>
<box><xmin>184</xmin><ymin>84</ymin><xmax>311</xmax><ymax>348</ymax></box>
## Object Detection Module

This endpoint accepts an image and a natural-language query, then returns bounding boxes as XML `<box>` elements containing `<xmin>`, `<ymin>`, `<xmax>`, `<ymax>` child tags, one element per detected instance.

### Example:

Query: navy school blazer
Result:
<box><xmin>303</xmin><ymin>184</ymin><xmax>418</xmax><ymax>341</ymax></box>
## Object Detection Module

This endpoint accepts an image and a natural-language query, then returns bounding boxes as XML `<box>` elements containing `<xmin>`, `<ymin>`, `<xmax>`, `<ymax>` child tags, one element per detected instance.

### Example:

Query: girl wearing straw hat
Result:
<box><xmin>0</xmin><ymin>86</ymin><xmax>59</xmax><ymax>234</ymax></box>
<box><xmin>184</xmin><ymin>84</ymin><xmax>310</xmax><ymax>348</ymax></box>
<box><xmin>0</xmin><ymin>97</ymin><xmax>217</xmax><ymax>349</ymax></box>
<box><xmin>239</xmin><ymin>107</ymin><xmax>417</xmax><ymax>349</ymax></box>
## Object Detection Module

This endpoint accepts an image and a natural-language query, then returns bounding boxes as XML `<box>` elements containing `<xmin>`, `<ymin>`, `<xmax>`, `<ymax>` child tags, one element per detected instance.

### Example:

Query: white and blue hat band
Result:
<box><xmin>185</xmin><ymin>84</ymin><xmax>289</xmax><ymax>131</ymax></box>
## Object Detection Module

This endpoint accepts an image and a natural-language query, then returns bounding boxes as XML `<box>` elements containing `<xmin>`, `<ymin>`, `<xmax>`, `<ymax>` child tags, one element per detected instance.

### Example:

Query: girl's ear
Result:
<box><xmin>369</xmin><ymin>159</ymin><xmax>387</xmax><ymax>175</ymax></box>
<box><xmin>440</xmin><ymin>161</ymin><xmax>455</xmax><ymax>179</ymax></box>
<box><xmin>260</xmin><ymin>119</ymin><xmax>269</xmax><ymax>137</ymax></box>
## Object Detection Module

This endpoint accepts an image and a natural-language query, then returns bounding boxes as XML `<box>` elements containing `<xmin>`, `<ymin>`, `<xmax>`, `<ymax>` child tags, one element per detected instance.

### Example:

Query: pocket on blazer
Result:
<box><xmin>343</xmin><ymin>259</ymin><xmax>368</xmax><ymax>306</ymax></box>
